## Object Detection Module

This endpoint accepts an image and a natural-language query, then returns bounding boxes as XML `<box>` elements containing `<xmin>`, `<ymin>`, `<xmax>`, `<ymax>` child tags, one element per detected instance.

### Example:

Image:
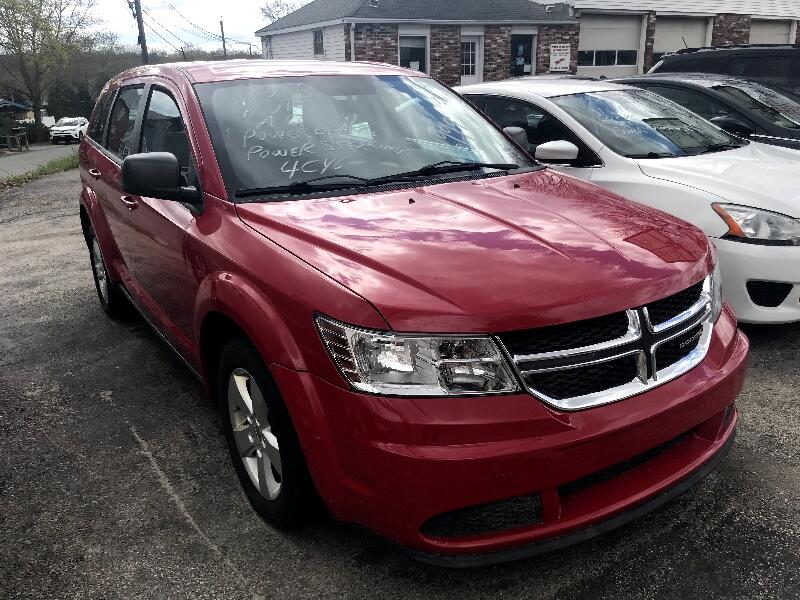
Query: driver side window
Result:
<box><xmin>140</xmin><ymin>88</ymin><xmax>193</xmax><ymax>180</ymax></box>
<box><xmin>642</xmin><ymin>85</ymin><xmax>730</xmax><ymax>121</ymax></box>
<box><xmin>483</xmin><ymin>96</ymin><xmax>600</xmax><ymax>166</ymax></box>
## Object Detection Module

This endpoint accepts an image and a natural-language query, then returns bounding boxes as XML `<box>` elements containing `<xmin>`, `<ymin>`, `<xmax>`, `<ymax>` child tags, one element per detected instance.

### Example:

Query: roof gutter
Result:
<box><xmin>257</xmin><ymin>17</ymin><xmax>577</xmax><ymax>36</ymax></box>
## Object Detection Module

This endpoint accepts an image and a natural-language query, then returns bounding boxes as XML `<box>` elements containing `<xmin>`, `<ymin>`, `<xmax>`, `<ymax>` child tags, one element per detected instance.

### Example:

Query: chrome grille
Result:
<box><xmin>497</xmin><ymin>277</ymin><xmax>713</xmax><ymax>411</ymax></box>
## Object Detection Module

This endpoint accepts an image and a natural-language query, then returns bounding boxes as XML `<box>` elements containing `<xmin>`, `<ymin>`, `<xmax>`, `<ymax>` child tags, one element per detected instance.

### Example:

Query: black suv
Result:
<box><xmin>650</xmin><ymin>45</ymin><xmax>800</xmax><ymax>97</ymax></box>
<box><xmin>618</xmin><ymin>73</ymin><xmax>800</xmax><ymax>151</ymax></box>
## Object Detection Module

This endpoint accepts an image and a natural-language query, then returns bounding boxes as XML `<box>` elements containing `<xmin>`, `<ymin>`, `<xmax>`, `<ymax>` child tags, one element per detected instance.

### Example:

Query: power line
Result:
<box><xmin>141</xmin><ymin>5</ymin><xmax>188</xmax><ymax>47</ymax></box>
<box><xmin>160</xmin><ymin>0</ymin><xmax>256</xmax><ymax>46</ymax></box>
<box><xmin>142</xmin><ymin>15</ymin><xmax>184</xmax><ymax>56</ymax></box>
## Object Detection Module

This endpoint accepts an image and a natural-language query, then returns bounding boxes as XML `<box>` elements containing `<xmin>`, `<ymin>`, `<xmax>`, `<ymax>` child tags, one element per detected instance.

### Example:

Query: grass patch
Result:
<box><xmin>0</xmin><ymin>152</ymin><xmax>80</xmax><ymax>190</ymax></box>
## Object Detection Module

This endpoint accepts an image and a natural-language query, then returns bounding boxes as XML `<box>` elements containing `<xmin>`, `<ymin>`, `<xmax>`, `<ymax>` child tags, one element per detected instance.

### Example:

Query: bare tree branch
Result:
<box><xmin>260</xmin><ymin>0</ymin><xmax>310</xmax><ymax>25</ymax></box>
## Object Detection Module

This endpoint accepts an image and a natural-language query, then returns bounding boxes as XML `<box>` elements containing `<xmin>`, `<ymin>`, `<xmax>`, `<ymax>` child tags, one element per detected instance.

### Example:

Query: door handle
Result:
<box><xmin>88</xmin><ymin>168</ymin><xmax>101</xmax><ymax>179</ymax></box>
<box><xmin>120</xmin><ymin>195</ymin><xmax>139</xmax><ymax>211</ymax></box>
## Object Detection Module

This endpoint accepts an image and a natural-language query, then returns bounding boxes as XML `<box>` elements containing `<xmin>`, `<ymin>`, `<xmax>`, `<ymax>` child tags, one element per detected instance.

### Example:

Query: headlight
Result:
<box><xmin>710</xmin><ymin>261</ymin><xmax>723</xmax><ymax>322</ymax></box>
<box><xmin>713</xmin><ymin>203</ymin><xmax>800</xmax><ymax>245</ymax></box>
<box><xmin>316</xmin><ymin>315</ymin><xmax>519</xmax><ymax>396</ymax></box>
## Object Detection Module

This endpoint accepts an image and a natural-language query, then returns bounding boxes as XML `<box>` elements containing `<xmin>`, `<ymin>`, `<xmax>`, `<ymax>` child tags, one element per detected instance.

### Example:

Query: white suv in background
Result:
<box><xmin>50</xmin><ymin>117</ymin><xmax>88</xmax><ymax>144</ymax></box>
<box><xmin>456</xmin><ymin>78</ymin><xmax>800</xmax><ymax>324</ymax></box>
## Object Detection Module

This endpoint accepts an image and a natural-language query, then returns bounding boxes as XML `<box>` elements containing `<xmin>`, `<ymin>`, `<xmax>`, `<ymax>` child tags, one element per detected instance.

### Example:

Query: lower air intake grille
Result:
<box><xmin>560</xmin><ymin>432</ymin><xmax>689</xmax><ymax>497</ymax></box>
<box><xmin>524</xmin><ymin>355</ymin><xmax>639</xmax><ymax>401</ymax></box>
<box><xmin>746</xmin><ymin>281</ymin><xmax>793</xmax><ymax>308</ymax></box>
<box><xmin>421</xmin><ymin>494</ymin><xmax>542</xmax><ymax>539</ymax></box>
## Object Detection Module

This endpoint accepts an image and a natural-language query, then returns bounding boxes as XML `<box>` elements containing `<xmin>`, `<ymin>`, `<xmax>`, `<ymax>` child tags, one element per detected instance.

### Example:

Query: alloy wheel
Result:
<box><xmin>227</xmin><ymin>368</ymin><xmax>283</xmax><ymax>500</ymax></box>
<box><xmin>91</xmin><ymin>238</ymin><xmax>109</xmax><ymax>303</ymax></box>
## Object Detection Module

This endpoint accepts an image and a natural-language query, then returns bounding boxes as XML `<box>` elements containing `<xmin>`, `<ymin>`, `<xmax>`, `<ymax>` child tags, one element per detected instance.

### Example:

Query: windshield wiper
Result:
<box><xmin>624</xmin><ymin>152</ymin><xmax>678</xmax><ymax>159</ymax></box>
<box><xmin>234</xmin><ymin>162</ymin><xmax>520</xmax><ymax>198</ymax></box>
<box><xmin>235</xmin><ymin>174</ymin><xmax>375</xmax><ymax>198</ymax></box>
<box><xmin>694</xmin><ymin>143</ymin><xmax>746</xmax><ymax>155</ymax></box>
<box><xmin>366</xmin><ymin>161</ymin><xmax>520</xmax><ymax>185</ymax></box>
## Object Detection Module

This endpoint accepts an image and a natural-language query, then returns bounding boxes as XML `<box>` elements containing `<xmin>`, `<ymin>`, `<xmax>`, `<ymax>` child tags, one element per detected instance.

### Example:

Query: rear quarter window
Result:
<box><xmin>667</xmin><ymin>57</ymin><xmax>726</xmax><ymax>74</ymax></box>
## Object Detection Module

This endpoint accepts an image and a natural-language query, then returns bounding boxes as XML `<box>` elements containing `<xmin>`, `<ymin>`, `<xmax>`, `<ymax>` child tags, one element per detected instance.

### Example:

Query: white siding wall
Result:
<box><xmin>571</xmin><ymin>1</ymin><xmax>800</xmax><ymax>19</ymax></box>
<box><xmin>268</xmin><ymin>24</ymin><xmax>347</xmax><ymax>61</ymax></box>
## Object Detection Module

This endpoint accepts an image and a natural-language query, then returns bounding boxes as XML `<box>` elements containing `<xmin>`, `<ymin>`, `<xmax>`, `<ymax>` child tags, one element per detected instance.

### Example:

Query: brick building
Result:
<box><xmin>570</xmin><ymin>1</ymin><xmax>800</xmax><ymax>76</ymax></box>
<box><xmin>256</xmin><ymin>0</ymin><xmax>800</xmax><ymax>83</ymax></box>
<box><xmin>256</xmin><ymin>0</ymin><xmax>580</xmax><ymax>85</ymax></box>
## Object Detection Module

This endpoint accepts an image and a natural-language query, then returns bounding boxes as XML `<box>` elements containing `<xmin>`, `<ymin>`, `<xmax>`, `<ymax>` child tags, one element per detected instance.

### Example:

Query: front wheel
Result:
<box><xmin>217</xmin><ymin>337</ymin><xmax>317</xmax><ymax>530</ymax></box>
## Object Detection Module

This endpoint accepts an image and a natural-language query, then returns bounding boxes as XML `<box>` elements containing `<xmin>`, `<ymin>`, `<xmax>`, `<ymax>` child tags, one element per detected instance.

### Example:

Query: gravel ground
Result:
<box><xmin>1</xmin><ymin>171</ymin><xmax>799</xmax><ymax>599</ymax></box>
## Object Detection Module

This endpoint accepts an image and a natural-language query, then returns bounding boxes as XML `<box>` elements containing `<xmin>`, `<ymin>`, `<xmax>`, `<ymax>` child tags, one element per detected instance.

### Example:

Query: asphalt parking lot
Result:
<box><xmin>1</xmin><ymin>170</ymin><xmax>799</xmax><ymax>599</ymax></box>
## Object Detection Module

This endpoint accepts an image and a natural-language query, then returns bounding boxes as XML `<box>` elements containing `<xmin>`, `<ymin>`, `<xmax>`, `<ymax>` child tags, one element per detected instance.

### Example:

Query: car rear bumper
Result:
<box><xmin>715</xmin><ymin>237</ymin><xmax>800</xmax><ymax>323</ymax></box>
<box><xmin>270</xmin><ymin>307</ymin><xmax>748</xmax><ymax>562</ymax></box>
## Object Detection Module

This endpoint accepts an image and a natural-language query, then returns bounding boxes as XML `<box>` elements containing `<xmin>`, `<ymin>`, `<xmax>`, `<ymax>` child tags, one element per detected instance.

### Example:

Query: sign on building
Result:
<box><xmin>550</xmin><ymin>44</ymin><xmax>571</xmax><ymax>72</ymax></box>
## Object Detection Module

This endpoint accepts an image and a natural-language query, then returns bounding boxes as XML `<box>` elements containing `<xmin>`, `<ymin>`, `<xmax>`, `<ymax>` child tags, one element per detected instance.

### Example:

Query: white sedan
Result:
<box><xmin>50</xmin><ymin>117</ymin><xmax>88</xmax><ymax>144</ymax></box>
<box><xmin>456</xmin><ymin>78</ymin><xmax>800</xmax><ymax>324</ymax></box>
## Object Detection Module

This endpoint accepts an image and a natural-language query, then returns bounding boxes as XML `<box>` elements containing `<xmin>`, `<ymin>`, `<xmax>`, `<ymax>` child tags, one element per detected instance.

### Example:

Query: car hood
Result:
<box><xmin>236</xmin><ymin>170</ymin><xmax>711</xmax><ymax>332</ymax></box>
<box><xmin>635</xmin><ymin>142</ymin><xmax>800</xmax><ymax>217</ymax></box>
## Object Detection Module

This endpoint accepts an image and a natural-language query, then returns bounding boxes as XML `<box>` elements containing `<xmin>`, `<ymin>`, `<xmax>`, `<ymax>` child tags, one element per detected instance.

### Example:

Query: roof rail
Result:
<box><xmin>674</xmin><ymin>43</ymin><xmax>799</xmax><ymax>54</ymax></box>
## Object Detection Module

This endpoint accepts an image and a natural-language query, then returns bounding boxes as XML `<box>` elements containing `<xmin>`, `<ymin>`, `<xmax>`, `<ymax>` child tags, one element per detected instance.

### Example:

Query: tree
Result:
<box><xmin>260</xmin><ymin>0</ymin><xmax>310</xmax><ymax>25</ymax></box>
<box><xmin>0</xmin><ymin>0</ymin><xmax>96</xmax><ymax>125</ymax></box>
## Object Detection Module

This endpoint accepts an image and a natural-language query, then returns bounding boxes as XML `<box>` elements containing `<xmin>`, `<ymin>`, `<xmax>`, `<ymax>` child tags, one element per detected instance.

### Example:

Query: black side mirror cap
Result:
<box><xmin>122</xmin><ymin>152</ymin><xmax>200</xmax><ymax>203</ymax></box>
<box><xmin>710</xmin><ymin>116</ymin><xmax>754</xmax><ymax>138</ymax></box>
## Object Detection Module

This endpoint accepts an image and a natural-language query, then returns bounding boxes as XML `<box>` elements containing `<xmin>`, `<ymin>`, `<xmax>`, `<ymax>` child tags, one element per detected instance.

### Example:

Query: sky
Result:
<box><xmin>93</xmin><ymin>0</ymin><xmax>266</xmax><ymax>54</ymax></box>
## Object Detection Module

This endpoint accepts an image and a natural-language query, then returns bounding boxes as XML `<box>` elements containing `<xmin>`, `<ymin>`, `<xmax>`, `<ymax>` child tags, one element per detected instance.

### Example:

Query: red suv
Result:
<box><xmin>79</xmin><ymin>60</ymin><xmax>748</xmax><ymax>566</ymax></box>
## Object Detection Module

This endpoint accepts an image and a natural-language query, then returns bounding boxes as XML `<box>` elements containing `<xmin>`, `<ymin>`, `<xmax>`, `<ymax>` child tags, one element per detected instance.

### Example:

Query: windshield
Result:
<box><xmin>551</xmin><ymin>88</ymin><xmax>745</xmax><ymax>158</ymax></box>
<box><xmin>56</xmin><ymin>118</ymin><xmax>81</xmax><ymax>126</ymax></box>
<box><xmin>712</xmin><ymin>83</ymin><xmax>800</xmax><ymax>131</ymax></box>
<box><xmin>195</xmin><ymin>75</ymin><xmax>534</xmax><ymax>199</ymax></box>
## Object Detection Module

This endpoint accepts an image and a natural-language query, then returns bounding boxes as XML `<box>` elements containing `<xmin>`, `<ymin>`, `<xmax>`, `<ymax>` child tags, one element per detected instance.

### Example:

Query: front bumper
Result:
<box><xmin>270</xmin><ymin>307</ymin><xmax>748</xmax><ymax>563</ymax></box>
<box><xmin>51</xmin><ymin>131</ymin><xmax>81</xmax><ymax>141</ymax></box>
<box><xmin>715</xmin><ymin>237</ymin><xmax>800</xmax><ymax>323</ymax></box>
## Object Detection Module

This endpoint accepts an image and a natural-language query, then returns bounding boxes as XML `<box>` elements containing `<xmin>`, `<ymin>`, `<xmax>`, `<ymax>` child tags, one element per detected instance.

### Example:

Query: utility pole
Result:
<box><xmin>220</xmin><ymin>19</ymin><xmax>227</xmax><ymax>58</ymax></box>
<box><xmin>129</xmin><ymin>0</ymin><xmax>148</xmax><ymax>64</ymax></box>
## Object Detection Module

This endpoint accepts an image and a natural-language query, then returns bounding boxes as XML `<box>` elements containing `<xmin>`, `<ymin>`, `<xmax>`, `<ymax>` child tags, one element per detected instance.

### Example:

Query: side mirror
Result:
<box><xmin>535</xmin><ymin>140</ymin><xmax>580</xmax><ymax>163</ymax></box>
<box><xmin>503</xmin><ymin>126</ymin><xmax>529</xmax><ymax>149</ymax></box>
<box><xmin>710</xmin><ymin>116</ymin><xmax>754</xmax><ymax>138</ymax></box>
<box><xmin>122</xmin><ymin>152</ymin><xmax>200</xmax><ymax>203</ymax></box>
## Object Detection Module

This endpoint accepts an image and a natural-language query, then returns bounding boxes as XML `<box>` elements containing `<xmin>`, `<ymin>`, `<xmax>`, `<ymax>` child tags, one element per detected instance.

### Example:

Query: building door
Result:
<box><xmin>750</xmin><ymin>20</ymin><xmax>793</xmax><ymax>44</ymax></box>
<box><xmin>510</xmin><ymin>35</ymin><xmax>535</xmax><ymax>77</ymax></box>
<box><xmin>460</xmin><ymin>35</ymin><xmax>482</xmax><ymax>85</ymax></box>
<box><xmin>653</xmin><ymin>17</ymin><xmax>709</xmax><ymax>63</ymax></box>
<box><xmin>577</xmin><ymin>14</ymin><xmax>642</xmax><ymax>77</ymax></box>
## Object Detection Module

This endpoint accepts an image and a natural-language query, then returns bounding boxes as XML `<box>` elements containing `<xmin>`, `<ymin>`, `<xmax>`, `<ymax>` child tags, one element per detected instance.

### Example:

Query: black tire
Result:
<box><xmin>87</xmin><ymin>227</ymin><xmax>128</xmax><ymax>319</ymax></box>
<box><xmin>217</xmin><ymin>337</ymin><xmax>317</xmax><ymax>530</ymax></box>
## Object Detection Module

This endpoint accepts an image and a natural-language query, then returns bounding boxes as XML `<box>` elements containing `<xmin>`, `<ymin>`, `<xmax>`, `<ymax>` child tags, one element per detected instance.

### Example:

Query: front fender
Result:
<box><xmin>194</xmin><ymin>270</ymin><xmax>306</xmax><ymax>373</ymax></box>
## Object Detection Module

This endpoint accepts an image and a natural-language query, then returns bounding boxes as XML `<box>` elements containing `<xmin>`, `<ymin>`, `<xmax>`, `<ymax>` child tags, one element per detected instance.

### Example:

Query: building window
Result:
<box><xmin>399</xmin><ymin>36</ymin><xmax>427</xmax><ymax>72</ymax></box>
<box><xmin>577</xmin><ymin>49</ymin><xmax>638</xmax><ymax>67</ymax></box>
<box><xmin>461</xmin><ymin>40</ymin><xmax>477</xmax><ymax>76</ymax></box>
<box><xmin>313</xmin><ymin>29</ymin><xmax>324</xmax><ymax>55</ymax></box>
